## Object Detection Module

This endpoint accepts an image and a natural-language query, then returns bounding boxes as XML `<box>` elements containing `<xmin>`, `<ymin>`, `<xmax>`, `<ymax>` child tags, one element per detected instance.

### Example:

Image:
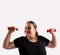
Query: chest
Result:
<box><xmin>21</xmin><ymin>40</ymin><xmax>45</xmax><ymax>53</ymax></box>
<box><xmin>19</xmin><ymin>38</ymin><xmax>46</xmax><ymax>55</ymax></box>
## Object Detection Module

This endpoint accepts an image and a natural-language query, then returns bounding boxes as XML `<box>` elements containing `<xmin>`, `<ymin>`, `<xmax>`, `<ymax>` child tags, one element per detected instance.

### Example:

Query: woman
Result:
<box><xmin>3</xmin><ymin>21</ymin><xmax>56</xmax><ymax>55</ymax></box>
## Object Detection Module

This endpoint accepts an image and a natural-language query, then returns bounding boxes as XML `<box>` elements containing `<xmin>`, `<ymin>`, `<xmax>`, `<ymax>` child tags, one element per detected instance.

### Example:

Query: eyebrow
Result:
<box><xmin>25</xmin><ymin>26</ymin><xmax>31</xmax><ymax>29</ymax></box>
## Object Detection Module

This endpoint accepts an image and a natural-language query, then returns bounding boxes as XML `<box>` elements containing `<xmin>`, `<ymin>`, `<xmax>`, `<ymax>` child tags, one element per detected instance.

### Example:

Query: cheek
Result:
<box><xmin>24</xmin><ymin>29</ymin><xmax>26</xmax><ymax>33</ymax></box>
<box><xmin>31</xmin><ymin>29</ymin><xmax>36</xmax><ymax>33</ymax></box>
<box><xmin>24</xmin><ymin>29</ymin><xmax>30</xmax><ymax>33</ymax></box>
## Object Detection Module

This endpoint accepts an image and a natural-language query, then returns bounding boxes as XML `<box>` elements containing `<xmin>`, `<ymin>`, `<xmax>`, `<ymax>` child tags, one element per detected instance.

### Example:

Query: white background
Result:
<box><xmin>0</xmin><ymin>0</ymin><xmax>60</xmax><ymax>55</ymax></box>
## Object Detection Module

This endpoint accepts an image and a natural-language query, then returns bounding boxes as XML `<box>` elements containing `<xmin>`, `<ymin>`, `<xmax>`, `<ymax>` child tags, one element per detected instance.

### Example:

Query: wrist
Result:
<box><xmin>8</xmin><ymin>31</ymin><xmax>12</xmax><ymax>34</ymax></box>
<box><xmin>51</xmin><ymin>33</ymin><xmax>56</xmax><ymax>37</ymax></box>
<box><xmin>51</xmin><ymin>32</ymin><xmax>55</xmax><ymax>35</ymax></box>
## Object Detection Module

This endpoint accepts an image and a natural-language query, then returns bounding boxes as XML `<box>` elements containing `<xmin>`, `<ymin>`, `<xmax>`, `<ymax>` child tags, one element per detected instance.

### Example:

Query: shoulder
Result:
<box><xmin>14</xmin><ymin>36</ymin><xmax>25</xmax><ymax>41</ymax></box>
<box><xmin>37</xmin><ymin>35</ymin><xmax>49</xmax><ymax>40</ymax></box>
<box><xmin>37</xmin><ymin>35</ymin><xmax>45</xmax><ymax>39</ymax></box>
<box><xmin>38</xmin><ymin>35</ymin><xmax>50</xmax><ymax>46</ymax></box>
<box><xmin>13</xmin><ymin>36</ymin><xmax>25</xmax><ymax>47</ymax></box>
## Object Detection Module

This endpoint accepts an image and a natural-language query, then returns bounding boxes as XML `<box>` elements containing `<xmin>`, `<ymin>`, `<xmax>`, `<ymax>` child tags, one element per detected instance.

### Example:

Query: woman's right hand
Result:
<box><xmin>8</xmin><ymin>26</ymin><xmax>16</xmax><ymax>33</ymax></box>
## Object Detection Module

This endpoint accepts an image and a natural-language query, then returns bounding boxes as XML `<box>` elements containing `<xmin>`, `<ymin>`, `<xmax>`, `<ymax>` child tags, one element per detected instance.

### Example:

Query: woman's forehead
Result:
<box><xmin>25</xmin><ymin>23</ymin><xmax>33</xmax><ymax>27</ymax></box>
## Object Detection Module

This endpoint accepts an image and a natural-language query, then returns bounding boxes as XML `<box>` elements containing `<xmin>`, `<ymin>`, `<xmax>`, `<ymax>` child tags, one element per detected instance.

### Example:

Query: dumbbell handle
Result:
<box><xmin>8</xmin><ymin>27</ymin><xmax>18</xmax><ymax>31</ymax></box>
<box><xmin>47</xmin><ymin>29</ymin><xmax>56</xmax><ymax>32</ymax></box>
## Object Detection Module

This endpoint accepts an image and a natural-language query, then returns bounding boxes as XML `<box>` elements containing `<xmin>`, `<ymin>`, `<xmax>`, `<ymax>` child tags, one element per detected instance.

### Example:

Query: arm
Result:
<box><xmin>47</xmin><ymin>28</ymin><xmax>57</xmax><ymax>48</ymax></box>
<box><xmin>3</xmin><ymin>27</ymin><xmax>16</xmax><ymax>49</ymax></box>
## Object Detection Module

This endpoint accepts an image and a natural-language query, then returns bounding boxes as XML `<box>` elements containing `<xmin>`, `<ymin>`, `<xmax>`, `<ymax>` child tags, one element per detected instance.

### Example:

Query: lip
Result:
<box><xmin>26</xmin><ymin>31</ymin><xmax>30</xmax><ymax>34</ymax></box>
<box><xmin>27</xmin><ymin>32</ymin><xmax>30</xmax><ymax>33</ymax></box>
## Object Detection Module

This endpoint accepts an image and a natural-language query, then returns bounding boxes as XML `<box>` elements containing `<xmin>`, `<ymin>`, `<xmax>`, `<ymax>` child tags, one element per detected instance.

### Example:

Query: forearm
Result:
<box><xmin>51</xmin><ymin>33</ymin><xmax>56</xmax><ymax>47</ymax></box>
<box><xmin>3</xmin><ymin>32</ymin><xmax>12</xmax><ymax>48</ymax></box>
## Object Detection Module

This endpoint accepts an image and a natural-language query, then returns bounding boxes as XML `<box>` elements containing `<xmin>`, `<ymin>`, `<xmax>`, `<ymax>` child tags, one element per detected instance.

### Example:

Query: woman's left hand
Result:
<box><xmin>47</xmin><ymin>28</ymin><xmax>56</xmax><ymax>34</ymax></box>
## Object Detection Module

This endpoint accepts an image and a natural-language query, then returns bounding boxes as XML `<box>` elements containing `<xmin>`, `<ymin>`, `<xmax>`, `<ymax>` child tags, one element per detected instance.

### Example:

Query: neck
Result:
<box><xmin>27</xmin><ymin>35</ymin><xmax>37</xmax><ymax>41</ymax></box>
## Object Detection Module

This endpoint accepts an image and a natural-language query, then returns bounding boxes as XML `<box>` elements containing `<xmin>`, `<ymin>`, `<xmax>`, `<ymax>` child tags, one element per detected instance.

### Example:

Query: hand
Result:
<box><xmin>47</xmin><ymin>28</ymin><xmax>56</xmax><ymax>34</ymax></box>
<box><xmin>8</xmin><ymin>26</ymin><xmax>18</xmax><ymax>33</ymax></box>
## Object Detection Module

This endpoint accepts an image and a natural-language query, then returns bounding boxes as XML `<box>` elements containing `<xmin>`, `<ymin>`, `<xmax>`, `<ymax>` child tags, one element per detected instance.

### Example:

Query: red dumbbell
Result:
<box><xmin>47</xmin><ymin>29</ymin><xmax>56</xmax><ymax>32</ymax></box>
<box><xmin>8</xmin><ymin>27</ymin><xmax>18</xmax><ymax>31</ymax></box>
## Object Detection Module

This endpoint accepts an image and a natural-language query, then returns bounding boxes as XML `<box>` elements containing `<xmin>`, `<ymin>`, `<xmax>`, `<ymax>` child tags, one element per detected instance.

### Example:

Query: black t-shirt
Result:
<box><xmin>14</xmin><ymin>35</ymin><xmax>50</xmax><ymax>55</ymax></box>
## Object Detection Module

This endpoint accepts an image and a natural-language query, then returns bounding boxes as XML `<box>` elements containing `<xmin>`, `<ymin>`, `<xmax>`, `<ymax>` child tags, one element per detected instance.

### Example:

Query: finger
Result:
<box><xmin>8</xmin><ymin>27</ymin><xmax>18</xmax><ymax>31</ymax></box>
<box><xmin>47</xmin><ymin>29</ymin><xmax>56</xmax><ymax>32</ymax></box>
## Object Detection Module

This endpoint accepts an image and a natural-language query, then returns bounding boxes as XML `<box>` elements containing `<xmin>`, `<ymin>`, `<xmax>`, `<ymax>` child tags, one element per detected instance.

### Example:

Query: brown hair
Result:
<box><xmin>26</xmin><ymin>21</ymin><xmax>39</xmax><ymax>36</ymax></box>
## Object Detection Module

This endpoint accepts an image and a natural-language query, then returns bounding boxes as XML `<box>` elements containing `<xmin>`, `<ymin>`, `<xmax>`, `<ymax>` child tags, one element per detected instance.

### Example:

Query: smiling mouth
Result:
<box><xmin>26</xmin><ymin>31</ymin><xmax>30</xmax><ymax>34</ymax></box>
<box><xmin>27</xmin><ymin>32</ymin><xmax>30</xmax><ymax>34</ymax></box>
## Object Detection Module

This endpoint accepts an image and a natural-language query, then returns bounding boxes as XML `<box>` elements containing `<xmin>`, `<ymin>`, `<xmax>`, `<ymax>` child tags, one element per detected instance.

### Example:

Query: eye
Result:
<box><xmin>25</xmin><ymin>27</ymin><xmax>31</xmax><ymax>29</ymax></box>
<box><xmin>28</xmin><ymin>27</ymin><xmax>31</xmax><ymax>29</ymax></box>
<box><xmin>25</xmin><ymin>27</ymin><xmax>27</xmax><ymax>29</ymax></box>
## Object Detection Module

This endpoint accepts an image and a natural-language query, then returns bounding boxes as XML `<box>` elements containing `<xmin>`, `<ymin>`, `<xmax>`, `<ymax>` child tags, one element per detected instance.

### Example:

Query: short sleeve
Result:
<box><xmin>38</xmin><ymin>35</ymin><xmax>50</xmax><ymax>46</ymax></box>
<box><xmin>14</xmin><ymin>37</ymin><xmax>22</xmax><ymax>47</ymax></box>
<box><xmin>42</xmin><ymin>36</ymin><xmax>50</xmax><ymax>46</ymax></box>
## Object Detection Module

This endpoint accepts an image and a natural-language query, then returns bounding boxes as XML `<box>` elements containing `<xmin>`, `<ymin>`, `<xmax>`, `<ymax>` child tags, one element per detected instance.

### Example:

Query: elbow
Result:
<box><xmin>3</xmin><ymin>44</ymin><xmax>6</xmax><ymax>49</ymax></box>
<box><xmin>3</xmin><ymin>45</ymin><xmax>9</xmax><ymax>49</ymax></box>
<box><xmin>51</xmin><ymin>41</ymin><xmax>57</xmax><ymax>48</ymax></box>
<box><xmin>3</xmin><ymin>46</ymin><xmax>10</xmax><ymax>49</ymax></box>
<box><xmin>52</xmin><ymin>43</ymin><xmax>57</xmax><ymax>48</ymax></box>
<box><xmin>3</xmin><ymin>46</ymin><xmax>8</xmax><ymax>49</ymax></box>
<box><xmin>51</xmin><ymin>45</ymin><xmax>56</xmax><ymax>48</ymax></box>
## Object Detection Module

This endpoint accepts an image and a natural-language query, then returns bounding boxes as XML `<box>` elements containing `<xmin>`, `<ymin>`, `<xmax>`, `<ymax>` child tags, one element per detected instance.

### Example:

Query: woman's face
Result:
<box><xmin>24</xmin><ymin>23</ymin><xmax>36</xmax><ymax>37</ymax></box>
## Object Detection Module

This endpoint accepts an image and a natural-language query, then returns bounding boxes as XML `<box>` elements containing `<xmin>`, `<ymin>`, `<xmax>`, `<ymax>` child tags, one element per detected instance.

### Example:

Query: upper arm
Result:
<box><xmin>3</xmin><ymin>37</ymin><xmax>23</xmax><ymax>49</ymax></box>
<box><xmin>46</xmin><ymin>41</ymin><xmax>55</xmax><ymax>48</ymax></box>
<box><xmin>3</xmin><ymin>42</ymin><xmax>16</xmax><ymax>49</ymax></box>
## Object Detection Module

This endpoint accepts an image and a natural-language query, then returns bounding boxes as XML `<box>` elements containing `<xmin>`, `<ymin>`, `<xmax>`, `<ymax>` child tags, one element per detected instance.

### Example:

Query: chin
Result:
<box><xmin>26</xmin><ymin>34</ymin><xmax>31</xmax><ymax>37</ymax></box>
